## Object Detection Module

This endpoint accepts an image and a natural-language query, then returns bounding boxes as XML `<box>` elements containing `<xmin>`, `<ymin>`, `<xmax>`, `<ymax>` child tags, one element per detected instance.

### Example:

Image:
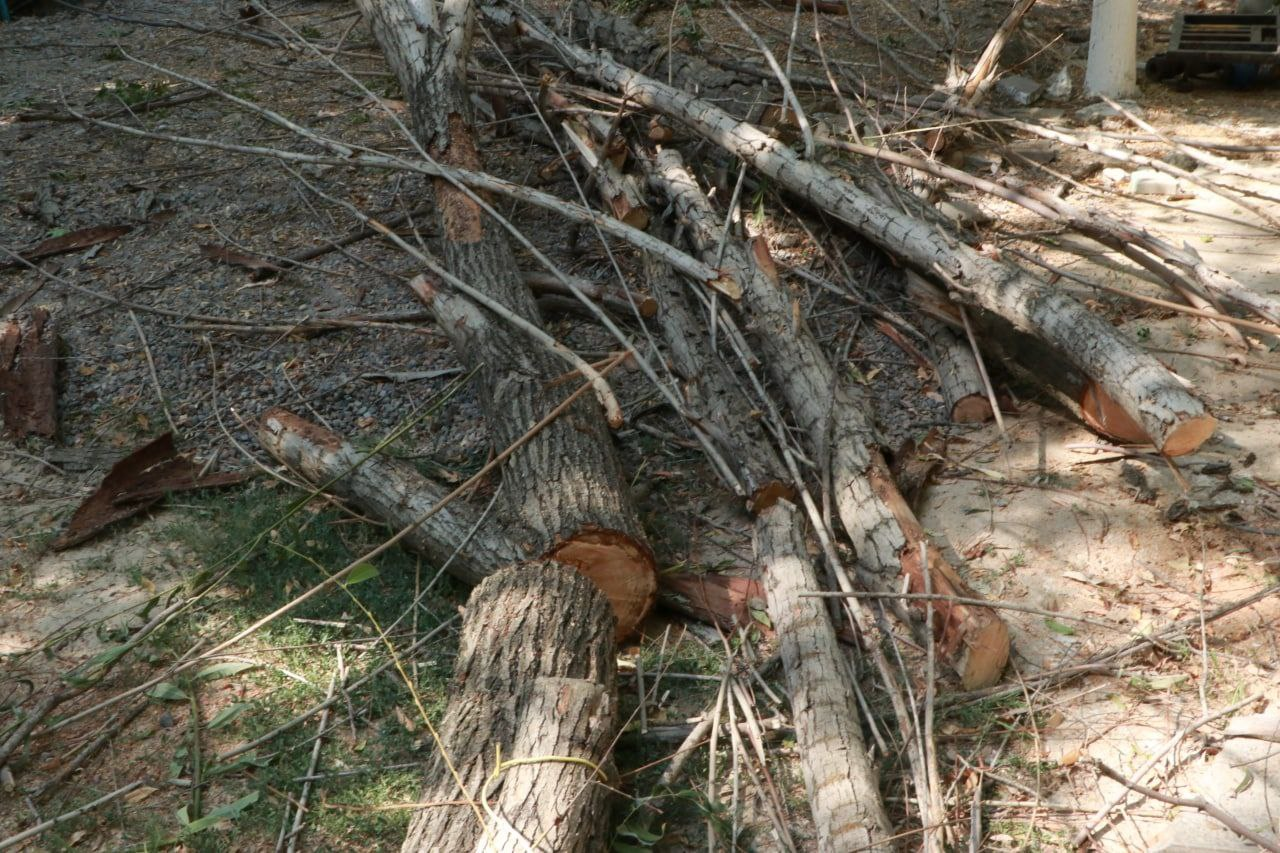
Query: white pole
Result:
<box><xmin>1084</xmin><ymin>0</ymin><xmax>1139</xmax><ymax>97</ymax></box>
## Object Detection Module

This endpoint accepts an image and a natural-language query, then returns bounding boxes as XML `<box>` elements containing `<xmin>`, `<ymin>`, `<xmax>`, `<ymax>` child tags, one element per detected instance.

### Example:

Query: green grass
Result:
<box><xmin>55</xmin><ymin>483</ymin><xmax>470</xmax><ymax>850</ymax></box>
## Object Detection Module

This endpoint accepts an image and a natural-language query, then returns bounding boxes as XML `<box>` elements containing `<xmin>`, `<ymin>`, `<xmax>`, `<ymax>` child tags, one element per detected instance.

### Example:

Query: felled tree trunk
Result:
<box><xmin>907</xmin><ymin>274</ymin><xmax>1150</xmax><ymax>444</ymax></box>
<box><xmin>648</xmin><ymin>150</ymin><xmax>1010</xmax><ymax>689</ymax></box>
<box><xmin>756</xmin><ymin>500</ymin><xmax>893</xmax><ymax>852</ymax></box>
<box><xmin>357</xmin><ymin>0</ymin><xmax>656</xmax><ymax>635</ymax></box>
<box><xmin>399</xmin><ymin>561</ymin><xmax>618</xmax><ymax>853</ymax></box>
<box><xmin>512</xmin><ymin>8</ymin><xmax>1215</xmax><ymax>458</ymax></box>
<box><xmin>258</xmin><ymin>408</ymin><xmax>524</xmax><ymax>585</ymax></box>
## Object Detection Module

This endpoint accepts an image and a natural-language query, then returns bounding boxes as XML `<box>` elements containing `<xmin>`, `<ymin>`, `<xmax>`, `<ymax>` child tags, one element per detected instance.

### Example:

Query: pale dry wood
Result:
<box><xmin>257</xmin><ymin>408</ymin><xmax>525</xmax><ymax>585</ymax></box>
<box><xmin>958</xmin><ymin>0</ymin><xmax>1038</xmax><ymax>103</ymax></box>
<box><xmin>514</xmin><ymin>9</ymin><xmax>1216</xmax><ymax>456</ymax></box>
<box><xmin>756</xmin><ymin>500</ymin><xmax>893</xmax><ymax>852</ymax></box>
<box><xmin>909</xmin><ymin>271</ymin><xmax>993</xmax><ymax>424</ymax></box>
<box><xmin>648</xmin><ymin>149</ymin><xmax>1010</xmax><ymax>689</ymax></box>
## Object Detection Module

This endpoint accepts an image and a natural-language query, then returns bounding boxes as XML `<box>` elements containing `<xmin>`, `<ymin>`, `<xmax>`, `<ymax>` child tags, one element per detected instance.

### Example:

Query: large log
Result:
<box><xmin>399</xmin><ymin>561</ymin><xmax>618</xmax><ymax>852</ymax></box>
<box><xmin>757</xmin><ymin>500</ymin><xmax>893</xmax><ymax>852</ymax></box>
<box><xmin>357</xmin><ymin>0</ymin><xmax>656</xmax><ymax>636</ymax></box>
<box><xmin>507</xmin><ymin>5</ymin><xmax>1216</xmax><ymax>458</ymax></box>
<box><xmin>906</xmin><ymin>274</ymin><xmax>1149</xmax><ymax>443</ymax></box>
<box><xmin>647</xmin><ymin>150</ymin><xmax>1010</xmax><ymax>689</ymax></box>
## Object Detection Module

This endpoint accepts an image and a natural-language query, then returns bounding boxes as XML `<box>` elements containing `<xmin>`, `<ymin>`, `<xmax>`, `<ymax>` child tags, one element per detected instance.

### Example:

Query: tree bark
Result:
<box><xmin>756</xmin><ymin>500</ymin><xmax>893</xmax><ymax>852</ymax></box>
<box><xmin>648</xmin><ymin>149</ymin><xmax>1010</xmax><ymax>689</ymax></box>
<box><xmin>513</xmin><ymin>9</ymin><xmax>1215</xmax><ymax>457</ymax></box>
<box><xmin>357</xmin><ymin>0</ymin><xmax>657</xmax><ymax>637</ymax></box>
<box><xmin>907</xmin><ymin>274</ymin><xmax>1150</xmax><ymax>444</ymax></box>
<box><xmin>258</xmin><ymin>408</ymin><xmax>525</xmax><ymax>585</ymax></box>
<box><xmin>399</xmin><ymin>561</ymin><xmax>618</xmax><ymax>853</ymax></box>
<box><xmin>917</xmin><ymin>306</ymin><xmax>994</xmax><ymax>424</ymax></box>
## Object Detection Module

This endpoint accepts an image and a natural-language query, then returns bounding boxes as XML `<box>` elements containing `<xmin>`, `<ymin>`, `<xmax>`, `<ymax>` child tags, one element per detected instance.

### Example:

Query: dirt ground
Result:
<box><xmin>2</xmin><ymin>0</ymin><xmax>1279</xmax><ymax>850</ymax></box>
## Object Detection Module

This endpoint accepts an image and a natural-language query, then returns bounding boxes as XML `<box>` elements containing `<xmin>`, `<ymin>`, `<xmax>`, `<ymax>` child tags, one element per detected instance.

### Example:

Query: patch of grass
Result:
<box><xmin>94</xmin><ymin>78</ymin><xmax>174</xmax><ymax>107</ymax></box>
<box><xmin>91</xmin><ymin>483</ymin><xmax>468</xmax><ymax>849</ymax></box>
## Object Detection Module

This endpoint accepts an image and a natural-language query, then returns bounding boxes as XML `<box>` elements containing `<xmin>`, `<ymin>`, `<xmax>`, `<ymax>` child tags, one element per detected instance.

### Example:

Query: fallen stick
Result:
<box><xmin>0</xmin><ymin>781</ymin><xmax>145</xmax><ymax>851</ymax></box>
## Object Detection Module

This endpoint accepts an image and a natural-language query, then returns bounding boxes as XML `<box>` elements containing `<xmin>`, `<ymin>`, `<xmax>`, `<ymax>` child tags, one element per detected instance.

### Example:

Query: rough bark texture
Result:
<box><xmin>358</xmin><ymin>0</ymin><xmax>656</xmax><ymax>636</ymax></box>
<box><xmin>928</xmin><ymin>317</ymin><xmax>994</xmax><ymax>423</ymax></box>
<box><xmin>643</xmin><ymin>227</ymin><xmax>793</xmax><ymax>512</ymax></box>
<box><xmin>257</xmin><ymin>407</ymin><xmax>772</xmax><ymax>633</ymax></box>
<box><xmin>908</xmin><ymin>274</ymin><xmax>993</xmax><ymax>423</ymax></box>
<box><xmin>257</xmin><ymin>408</ymin><xmax>524</xmax><ymax>586</ymax></box>
<box><xmin>756</xmin><ymin>500</ymin><xmax>893</xmax><ymax>852</ymax></box>
<box><xmin>649</xmin><ymin>150</ymin><xmax>1009</xmax><ymax>689</ymax></box>
<box><xmin>400</xmin><ymin>561</ymin><xmax>618</xmax><ymax>853</ymax></box>
<box><xmin>907</xmin><ymin>274</ymin><xmax>1150</xmax><ymax>444</ymax></box>
<box><xmin>519</xmin><ymin>9</ymin><xmax>1214</xmax><ymax>457</ymax></box>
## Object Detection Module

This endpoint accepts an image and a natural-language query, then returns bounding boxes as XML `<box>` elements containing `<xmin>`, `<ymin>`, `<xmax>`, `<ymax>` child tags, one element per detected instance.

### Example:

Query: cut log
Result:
<box><xmin>399</xmin><ymin>561</ymin><xmax>618</xmax><ymax>853</ymax></box>
<box><xmin>908</xmin><ymin>273</ymin><xmax>995</xmax><ymax>425</ymax></box>
<box><xmin>258</xmin><ymin>408</ymin><xmax>524</xmax><ymax>585</ymax></box>
<box><xmin>756</xmin><ymin>500</ymin><xmax>893</xmax><ymax>852</ymax></box>
<box><xmin>562</xmin><ymin>121</ymin><xmax>650</xmax><ymax>230</ymax></box>
<box><xmin>0</xmin><ymin>308</ymin><xmax>58</xmax><ymax>440</ymax></box>
<box><xmin>357</xmin><ymin>0</ymin><xmax>657</xmax><ymax>637</ymax></box>
<box><xmin>907</xmin><ymin>274</ymin><xmax>1149</xmax><ymax>444</ymax></box>
<box><xmin>512</xmin><ymin>9</ymin><xmax>1215</xmax><ymax>457</ymax></box>
<box><xmin>648</xmin><ymin>149</ymin><xmax>1010</xmax><ymax>689</ymax></box>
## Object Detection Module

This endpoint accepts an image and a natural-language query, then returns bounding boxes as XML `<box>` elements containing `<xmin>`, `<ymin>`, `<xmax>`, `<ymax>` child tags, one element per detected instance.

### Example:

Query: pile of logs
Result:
<box><xmin>242</xmin><ymin>0</ymin><xmax>1279</xmax><ymax>849</ymax></box>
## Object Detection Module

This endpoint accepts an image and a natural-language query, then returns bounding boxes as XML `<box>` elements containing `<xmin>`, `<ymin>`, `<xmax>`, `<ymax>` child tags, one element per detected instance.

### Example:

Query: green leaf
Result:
<box><xmin>179</xmin><ymin>790</ymin><xmax>259</xmax><ymax>835</ymax></box>
<box><xmin>616</xmin><ymin>820</ymin><xmax>663</xmax><ymax>844</ymax></box>
<box><xmin>148</xmin><ymin>682</ymin><xmax>189</xmax><ymax>701</ymax></box>
<box><xmin>345</xmin><ymin>562</ymin><xmax>380</xmax><ymax>585</ymax></box>
<box><xmin>204</xmin><ymin>751</ymin><xmax>269</xmax><ymax>779</ymax></box>
<box><xmin>206</xmin><ymin>702</ymin><xmax>253</xmax><ymax>731</ymax></box>
<box><xmin>1044</xmin><ymin>618</ymin><xmax>1076</xmax><ymax>636</ymax></box>
<box><xmin>195</xmin><ymin>661</ymin><xmax>255</xmax><ymax>682</ymax></box>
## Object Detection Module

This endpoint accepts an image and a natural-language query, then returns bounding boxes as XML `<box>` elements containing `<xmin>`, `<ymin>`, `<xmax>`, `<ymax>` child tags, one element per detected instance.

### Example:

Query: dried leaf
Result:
<box><xmin>52</xmin><ymin>433</ymin><xmax>248</xmax><ymax>550</ymax></box>
<box><xmin>2</xmin><ymin>224</ymin><xmax>131</xmax><ymax>267</ymax></box>
<box><xmin>198</xmin><ymin>243</ymin><xmax>285</xmax><ymax>281</ymax></box>
<box><xmin>124</xmin><ymin>785</ymin><xmax>159</xmax><ymax>804</ymax></box>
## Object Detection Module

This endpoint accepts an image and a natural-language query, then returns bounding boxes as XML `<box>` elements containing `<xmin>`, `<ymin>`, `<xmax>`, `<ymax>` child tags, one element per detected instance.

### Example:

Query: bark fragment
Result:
<box><xmin>0</xmin><ymin>308</ymin><xmax>58</xmax><ymax>440</ymax></box>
